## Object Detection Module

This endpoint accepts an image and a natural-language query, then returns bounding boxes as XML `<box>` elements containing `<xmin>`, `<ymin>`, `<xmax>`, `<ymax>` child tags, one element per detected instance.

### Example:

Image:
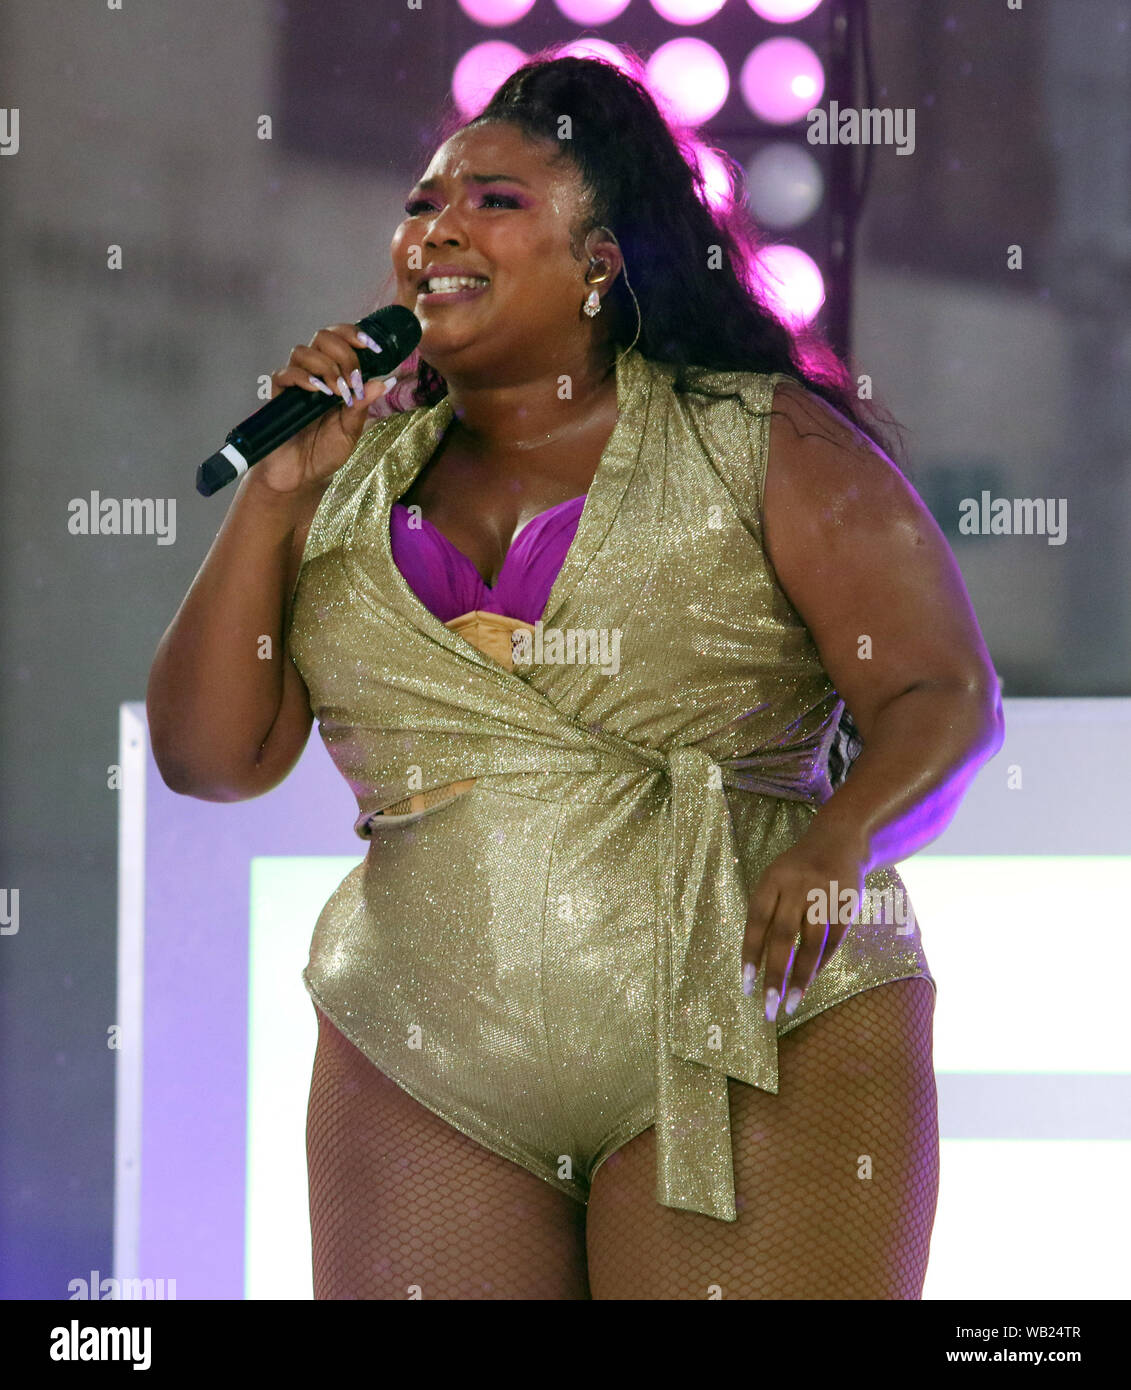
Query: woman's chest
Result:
<box><xmin>397</xmin><ymin>433</ymin><xmax>613</xmax><ymax>588</ymax></box>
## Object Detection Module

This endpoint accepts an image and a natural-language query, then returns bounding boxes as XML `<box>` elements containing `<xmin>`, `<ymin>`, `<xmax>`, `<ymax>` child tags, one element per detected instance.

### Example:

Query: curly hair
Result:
<box><xmin>383</xmin><ymin>49</ymin><xmax>902</xmax><ymax>780</ymax></box>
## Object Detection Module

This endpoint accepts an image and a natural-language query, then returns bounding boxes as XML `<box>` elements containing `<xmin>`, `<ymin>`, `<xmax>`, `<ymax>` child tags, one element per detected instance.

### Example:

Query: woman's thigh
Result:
<box><xmin>585</xmin><ymin>977</ymin><xmax>939</xmax><ymax>1300</ymax></box>
<box><xmin>306</xmin><ymin>1006</ymin><xmax>590</xmax><ymax>1300</ymax></box>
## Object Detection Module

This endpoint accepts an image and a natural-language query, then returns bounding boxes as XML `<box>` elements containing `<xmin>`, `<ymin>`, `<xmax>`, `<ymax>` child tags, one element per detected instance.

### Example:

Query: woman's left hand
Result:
<box><xmin>741</xmin><ymin>824</ymin><xmax>870</xmax><ymax>1023</ymax></box>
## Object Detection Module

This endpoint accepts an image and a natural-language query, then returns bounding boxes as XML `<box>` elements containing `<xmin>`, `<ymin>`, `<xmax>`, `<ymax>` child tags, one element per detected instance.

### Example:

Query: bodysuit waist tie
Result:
<box><xmin>575</xmin><ymin>722</ymin><xmax>833</xmax><ymax>1223</ymax></box>
<box><xmin>359</xmin><ymin>711</ymin><xmax>833</xmax><ymax>1223</ymax></box>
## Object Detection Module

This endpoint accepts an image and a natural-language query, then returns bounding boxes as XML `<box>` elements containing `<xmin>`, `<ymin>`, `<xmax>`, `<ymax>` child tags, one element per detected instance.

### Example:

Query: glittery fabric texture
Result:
<box><xmin>286</xmin><ymin>346</ymin><xmax>934</xmax><ymax>1223</ymax></box>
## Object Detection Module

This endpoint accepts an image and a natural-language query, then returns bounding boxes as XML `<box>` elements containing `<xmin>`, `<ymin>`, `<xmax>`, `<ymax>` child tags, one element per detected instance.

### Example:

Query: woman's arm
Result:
<box><xmin>145</xmin><ymin>472</ymin><xmax>325</xmax><ymax>800</ymax></box>
<box><xmin>742</xmin><ymin>378</ymin><xmax>1005</xmax><ymax>1019</ymax></box>
<box><xmin>146</xmin><ymin>322</ymin><xmax>392</xmax><ymax>801</ymax></box>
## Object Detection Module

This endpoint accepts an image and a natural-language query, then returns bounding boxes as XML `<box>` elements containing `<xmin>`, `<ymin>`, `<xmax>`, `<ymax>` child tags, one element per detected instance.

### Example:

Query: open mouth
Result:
<box><xmin>417</xmin><ymin>275</ymin><xmax>491</xmax><ymax>303</ymax></box>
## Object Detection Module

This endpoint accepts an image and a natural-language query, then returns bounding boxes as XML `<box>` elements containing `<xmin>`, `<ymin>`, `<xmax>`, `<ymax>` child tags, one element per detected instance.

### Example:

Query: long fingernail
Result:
<box><xmin>350</xmin><ymin>368</ymin><xmax>364</xmax><ymax>397</ymax></box>
<box><xmin>765</xmin><ymin>987</ymin><xmax>780</xmax><ymax>1023</ymax></box>
<box><xmin>358</xmin><ymin>332</ymin><xmax>381</xmax><ymax>354</ymax></box>
<box><xmin>382</xmin><ymin>375</ymin><xmax>398</xmax><ymax>393</ymax></box>
<box><xmin>742</xmin><ymin>962</ymin><xmax>757</xmax><ymax>997</ymax></box>
<box><xmin>336</xmin><ymin>375</ymin><xmax>353</xmax><ymax>404</ymax></box>
<box><xmin>784</xmin><ymin>986</ymin><xmax>803</xmax><ymax>1017</ymax></box>
<box><xmin>307</xmin><ymin>375</ymin><xmax>334</xmax><ymax>396</ymax></box>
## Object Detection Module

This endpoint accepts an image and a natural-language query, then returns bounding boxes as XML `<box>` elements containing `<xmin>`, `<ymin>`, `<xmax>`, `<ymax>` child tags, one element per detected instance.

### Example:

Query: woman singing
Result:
<box><xmin>147</xmin><ymin>55</ymin><xmax>1003</xmax><ymax>1300</ymax></box>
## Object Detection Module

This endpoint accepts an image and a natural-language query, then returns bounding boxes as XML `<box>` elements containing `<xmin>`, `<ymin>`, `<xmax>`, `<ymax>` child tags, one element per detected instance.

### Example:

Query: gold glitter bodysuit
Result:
<box><xmin>286</xmin><ymin>345</ymin><xmax>934</xmax><ymax>1223</ymax></box>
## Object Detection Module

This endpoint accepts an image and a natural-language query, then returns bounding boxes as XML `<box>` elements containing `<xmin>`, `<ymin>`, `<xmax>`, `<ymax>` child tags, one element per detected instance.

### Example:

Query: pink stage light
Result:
<box><xmin>650</xmin><ymin>0</ymin><xmax>728</xmax><ymax>23</ymax></box>
<box><xmin>752</xmin><ymin>243</ymin><xmax>825</xmax><ymax>328</ymax></box>
<box><xmin>740</xmin><ymin>37</ymin><xmax>824</xmax><ymax>124</ymax></box>
<box><xmin>747</xmin><ymin>0</ymin><xmax>824</xmax><ymax>21</ymax></box>
<box><xmin>458</xmin><ymin>0</ymin><xmax>537</xmax><ymax>24</ymax></box>
<box><xmin>646</xmin><ymin>39</ymin><xmax>730</xmax><ymax>126</ymax></box>
<box><xmin>452</xmin><ymin>42</ymin><xmax>529</xmax><ymax>118</ymax></box>
<box><xmin>555</xmin><ymin>38</ymin><xmax>637</xmax><ymax>72</ymax></box>
<box><xmin>688</xmin><ymin>142</ymin><xmax>735</xmax><ymax>211</ymax></box>
<box><xmin>554</xmin><ymin>0</ymin><xmax>632</xmax><ymax>22</ymax></box>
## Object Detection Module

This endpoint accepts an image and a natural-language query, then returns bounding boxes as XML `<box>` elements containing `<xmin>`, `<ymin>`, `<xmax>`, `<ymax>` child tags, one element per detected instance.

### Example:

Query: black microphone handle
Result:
<box><xmin>195</xmin><ymin>306</ymin><xmax>421</xmax><ymax>497</ymax></box>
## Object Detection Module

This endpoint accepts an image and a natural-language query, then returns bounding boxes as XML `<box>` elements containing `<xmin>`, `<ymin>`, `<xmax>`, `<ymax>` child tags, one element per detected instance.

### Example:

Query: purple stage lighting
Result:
<box><xmin>647</xmin><ymin>38</ymin><xmax>730</xmax><ymax>126</ymax></box>
<box><xmin>452</xmin><ymin>41</ymin><xmax>528</xmax><ymax>116</ymax></box>
<box><xmin>689</xmin><ymin>141</ymin><xmax>736</xmax><ymax>211</ymax></box>
<box><xmin>748</xmin><ymin>0</ymin><xmax>825</xmax><ymax>21</ymax></box>
<box><xmin>650</xmin><ymin>0</ymin><xmax>728</xmax><ymax>23</ymax></box>
<box><xmin>555</xmin><ymin>37</ymin><xmax>637</xmax><ymax>71</ymax></box>
<box><xmin>753</xmin><ymin>242</ymin><xmax>825</xmax><ymax>327</ymax></box>
<box><xmin>740</xmin><ymin>37</ymin><xmax>825</xmax><ymax>124</ymax></box>
<box><xmin>458</xmin><ymin>0</ymin><xmax>537</xmax><ymax>24</ymax></box>
<box><xmin>554</xmin><ymin>0</ymin><xmax>632</xmax><ymax>22</ymax></box>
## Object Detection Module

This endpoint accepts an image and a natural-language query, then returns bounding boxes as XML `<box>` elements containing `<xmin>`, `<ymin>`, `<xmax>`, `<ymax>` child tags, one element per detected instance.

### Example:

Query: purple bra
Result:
<box><xmin>390</xmin><ymin>495</ymin><xmax>586</xmax><ymax>625</ymax></box>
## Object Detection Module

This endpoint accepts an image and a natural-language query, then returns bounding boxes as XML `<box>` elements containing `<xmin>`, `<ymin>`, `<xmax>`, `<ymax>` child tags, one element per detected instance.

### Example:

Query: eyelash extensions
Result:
<box><xmin>403</xmin><ymin>193</ymin><xmax>520</xmax><ymax>215</ymax></box>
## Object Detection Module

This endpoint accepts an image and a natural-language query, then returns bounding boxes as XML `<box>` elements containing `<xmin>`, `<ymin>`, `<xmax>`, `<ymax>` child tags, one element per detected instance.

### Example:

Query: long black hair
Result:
<box><xmin>408</xmin><ymin>51</ymin><xmax>905</xmax><ymax>466</ymax></box>
<box><xmin>404</xmin><ymin>50</ymin><xmax>893</xmax><ymax>782</ymax></box>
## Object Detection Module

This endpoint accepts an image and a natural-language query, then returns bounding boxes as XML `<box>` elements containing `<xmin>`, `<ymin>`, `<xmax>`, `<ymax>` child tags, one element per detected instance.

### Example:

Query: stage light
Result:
<box><xmin>555</xmin><ymin>38</ymin><xmax>637</xmax><ymax>72</ymax></box>
<box><xmin>649</xmin><ymin>0</ymin><xmax>728</xmax><ymax>24</ymax></box>
<box><xmin>740</xmin><ymin>37</ymin><xmax>824</xmax><ymax>124</ymax></box>
<box><xmin>752</xmin><ymin>243</ymin><xmax>825</xmax><ymax>327</ymax></box>
<box><xmin>747</xmin><ymin>0</ymin><xmax>824</xmax><ymax>21</ymax></box>
<box><xmin>745</xmin><ymin>142</ymin><xmax>824</xmax><ymax>227</ymax></box>
<box><xmin>554</xmin><ymin>0</ymin><xmax>632</xmax><ymax>22</ymax></box>
<box><xmin>688</xmin><ymin>142</ymin><xmax>736</xmax><ymax>211</ymax></box>
<box><xmin>646</xmin><ymin>39</ymin><xmax>730</xmax><ymax>126</ymax></box>
<box><xmin>452</xmin><ymin>41</ymin><xmax>529</xmax><ymax>117</ymax></box>
<box><xmin>458</xmin><ymin>0</ymin><xmax>537</xmax><ymax>24</ymax></box>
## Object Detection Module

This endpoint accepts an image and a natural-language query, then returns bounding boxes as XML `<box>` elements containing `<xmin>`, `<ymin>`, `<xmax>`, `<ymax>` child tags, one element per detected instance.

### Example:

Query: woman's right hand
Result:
<box><xmin>253</xmin><ymin>323</ymin><xmax>397</xmax><ymax>495</ymax></box>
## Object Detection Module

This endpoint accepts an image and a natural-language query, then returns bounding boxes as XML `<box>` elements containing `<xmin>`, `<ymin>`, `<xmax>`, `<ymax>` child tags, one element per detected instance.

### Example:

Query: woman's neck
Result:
<box><xmin>439</xmin><ymin>347</ymin><xmax>618</xmax><ymax>460</ymax></box>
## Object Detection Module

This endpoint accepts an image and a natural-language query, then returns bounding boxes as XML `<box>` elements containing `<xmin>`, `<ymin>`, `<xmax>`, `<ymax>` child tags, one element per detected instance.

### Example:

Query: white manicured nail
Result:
<box><xmin>784</xmin><ymin>987</ymin><xmax>803</xmax><ymax>1016</ymax></box>
<box><xmin>764</xmin><ymin>987</ymin><xmax>781</xmax><ymax>1023</ymax></box>
<box><xmin>742</xmin><ymin>962</ymin><xmax>756</xmax><ymax>997</ymax></box>
<box><xmin>336</xmin><ymin>375</ymin><xmax>353</xmax><ymax>404</ymax></box>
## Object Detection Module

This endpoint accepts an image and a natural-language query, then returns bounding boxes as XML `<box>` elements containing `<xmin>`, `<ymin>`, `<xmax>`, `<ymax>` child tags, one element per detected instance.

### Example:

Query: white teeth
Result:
<box><xmin>421</xmin><ymin>275</ymin><xmax>489</xmax><ymax>294</ymax></box>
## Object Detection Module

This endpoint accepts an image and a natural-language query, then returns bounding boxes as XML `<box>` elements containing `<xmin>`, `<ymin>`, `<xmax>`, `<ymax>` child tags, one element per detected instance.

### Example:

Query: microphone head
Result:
<box><xmin>356</xmin><ymin>304</ymin><xmax>422</xmax><ymax>363</ymax></box>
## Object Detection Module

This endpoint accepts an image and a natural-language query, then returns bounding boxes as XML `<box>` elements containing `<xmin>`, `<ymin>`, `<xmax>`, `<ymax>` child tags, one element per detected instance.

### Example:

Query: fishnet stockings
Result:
<box><xmin>586</xmin><ymin>977</ymin><xmax>939</xmax><ymax>1299</ymax></box>
<box><xmin>305</xmin><ymin>1005</ymin><xmax>590</xmax><ymax>1299</ymax></box>
<box><xmin>306</xmin><ymin>978</ymin><xmax>938</xmax><ymax>1300</ymax></box>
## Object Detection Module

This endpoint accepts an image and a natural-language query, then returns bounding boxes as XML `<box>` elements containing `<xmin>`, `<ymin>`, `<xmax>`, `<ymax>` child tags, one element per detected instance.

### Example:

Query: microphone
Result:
<box><xmin>195</xmin><ymin>304</ymin><xmax>422</xmax><ymax>497</ymax></box>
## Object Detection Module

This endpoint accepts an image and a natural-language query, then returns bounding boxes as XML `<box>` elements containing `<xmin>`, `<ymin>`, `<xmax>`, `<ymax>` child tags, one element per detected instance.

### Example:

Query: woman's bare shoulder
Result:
<box><xmin>767</xmin><ymin>375</ymin><xmax>882</xmax><ymax>466</ymax></box>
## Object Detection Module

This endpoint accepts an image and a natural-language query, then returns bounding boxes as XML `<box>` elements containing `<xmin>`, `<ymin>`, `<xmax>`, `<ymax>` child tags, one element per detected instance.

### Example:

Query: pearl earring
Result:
<box><xmin>583</xmin><ymin>248</ymin><xmax>611</xmax><ymax>318</ymax></box>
